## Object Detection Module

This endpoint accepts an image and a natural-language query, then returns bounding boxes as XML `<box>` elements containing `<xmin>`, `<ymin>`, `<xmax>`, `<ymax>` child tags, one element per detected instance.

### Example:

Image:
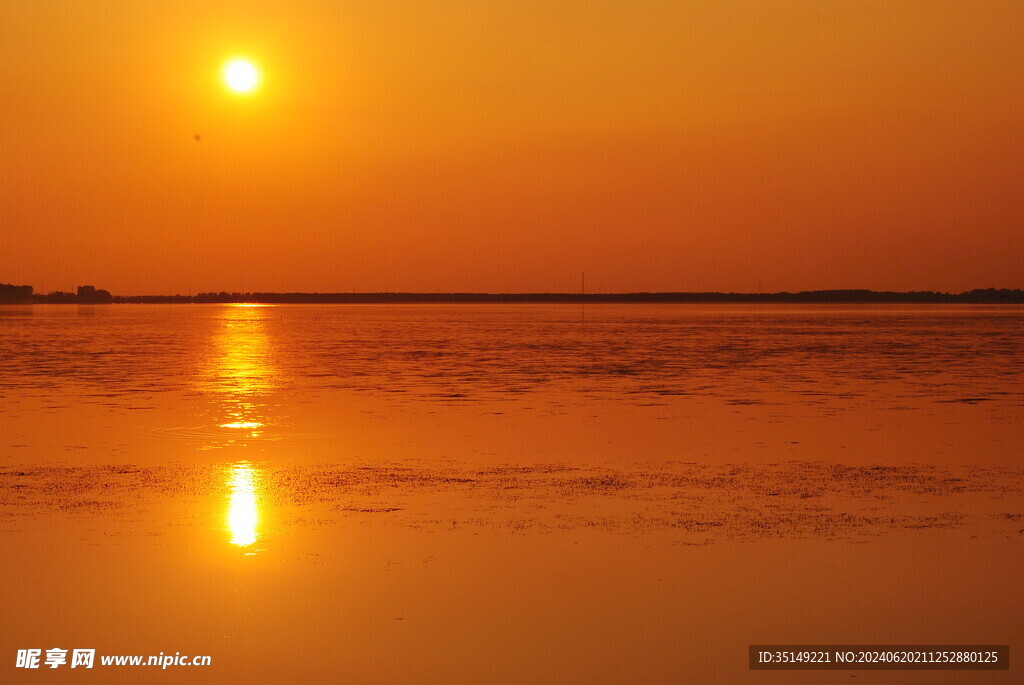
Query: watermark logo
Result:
<box><xmin>15</xmin><ymin>649</ymin><xmax>206</xmax><ymax>670</ymax></box>
<box><xmin>16</xmin><ymin>648</ymin><xmax>93</xmax><ymax>669</ymax></box>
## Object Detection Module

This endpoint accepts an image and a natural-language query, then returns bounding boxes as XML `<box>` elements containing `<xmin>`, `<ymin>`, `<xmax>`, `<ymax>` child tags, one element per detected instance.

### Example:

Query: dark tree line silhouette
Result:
<box><xmin>3</xmin><ymin>283</ymin><xmax>1023</xmax><ymax>305</ymax></box>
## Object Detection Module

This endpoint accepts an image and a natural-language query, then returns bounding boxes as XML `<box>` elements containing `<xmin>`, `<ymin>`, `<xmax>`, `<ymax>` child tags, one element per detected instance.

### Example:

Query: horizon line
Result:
<box><xmin>4</xmin><ymin>284</ymin><xmax>1024</xmax><ymax>305</ymax></box>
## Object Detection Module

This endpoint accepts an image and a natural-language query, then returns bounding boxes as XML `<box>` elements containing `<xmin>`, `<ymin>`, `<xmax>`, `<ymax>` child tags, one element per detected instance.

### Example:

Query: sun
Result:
<box><xmin>223</xmin><ymin>58</ymin><xmax>260</xmax><ymax>94</ymax></box>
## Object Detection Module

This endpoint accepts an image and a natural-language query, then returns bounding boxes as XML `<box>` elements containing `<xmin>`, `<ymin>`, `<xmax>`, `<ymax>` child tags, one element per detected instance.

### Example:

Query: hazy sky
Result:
<box><xmin>2</xmin><ymin>0</ymin><xmax>1022</xmax><ymax>294</ymax></box>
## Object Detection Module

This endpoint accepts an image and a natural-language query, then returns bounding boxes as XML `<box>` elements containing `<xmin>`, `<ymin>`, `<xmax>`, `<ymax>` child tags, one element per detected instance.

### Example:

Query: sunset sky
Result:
<box><xmin>1</xmin><ymin>0</ymin><xmax>1022</xmax><ymax>295</ymax></box>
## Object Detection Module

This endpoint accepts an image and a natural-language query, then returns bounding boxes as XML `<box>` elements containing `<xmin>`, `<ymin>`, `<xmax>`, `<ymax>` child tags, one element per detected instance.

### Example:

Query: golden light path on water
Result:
<box><xmin>221</xmin><ymin>421</ymin><xmax>264</xmax><ymax>430</ymax></box>
<box><xmin>227</xmin><ymin>461</ymin><xmax>260</xmax><ymax>547</ymax></box>
<box><xmin>205</xmin><ymin>304</ymin><xmax>277</xmax><ymax>549</ymax></box>
<box><xmin>212</xmin><ymin>304</ymin><xmax>274</xmax><ymax>438</ymax></box>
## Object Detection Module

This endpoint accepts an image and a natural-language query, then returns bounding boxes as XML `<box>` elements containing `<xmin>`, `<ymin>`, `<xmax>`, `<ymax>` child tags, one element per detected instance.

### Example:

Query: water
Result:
<box><xmin>1</xmin><ymin>304</ymin><xmax>1022</xmax><ymax>683</ymax></box>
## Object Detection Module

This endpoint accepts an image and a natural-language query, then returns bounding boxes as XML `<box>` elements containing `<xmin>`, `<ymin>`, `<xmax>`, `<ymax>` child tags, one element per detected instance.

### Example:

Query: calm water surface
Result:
<box><xmin>1</xmin><ymin>304</ymin><xmax>1022</xmax><ymax>683</ymax></box>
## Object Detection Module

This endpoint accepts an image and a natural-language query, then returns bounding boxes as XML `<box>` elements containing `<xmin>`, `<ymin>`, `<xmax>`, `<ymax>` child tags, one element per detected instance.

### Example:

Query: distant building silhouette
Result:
<box><xmin>0</xmin><ymin>283</ymin><xmax>33</xmax><ymax>303</ymax></box>
<box><xmin>76</xmin><ymin>285</ymin><xmax>113</xmax><ymax>303</ymax></box>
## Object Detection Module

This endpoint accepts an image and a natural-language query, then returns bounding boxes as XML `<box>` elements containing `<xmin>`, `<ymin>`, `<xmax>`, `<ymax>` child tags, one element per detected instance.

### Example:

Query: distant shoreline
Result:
<box><xmin>3</xmin><ymin>285</ymin><xmax>1024</xmax><ymax>305</ymax></box>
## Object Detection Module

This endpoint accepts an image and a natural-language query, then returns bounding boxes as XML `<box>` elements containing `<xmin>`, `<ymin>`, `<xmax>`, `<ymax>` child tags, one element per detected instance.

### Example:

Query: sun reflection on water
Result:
<box><xmin>200</xmin><ymin>304</ymin><xmax>279</xmax><ymax>445</ymax></box>
<box><xmin>227</xmin><ymin>462</ymin><xmax>260</xmax><ymax>548</ymax></box>
<box><xmin>203</xmin><ymin>305</ymin><xmax>276</xmax><ymax>549</ymax></box>
<box><xmin>211</xmin><ymin>305</ymin><xmax>277</xmax><ymax>398</ymax></box>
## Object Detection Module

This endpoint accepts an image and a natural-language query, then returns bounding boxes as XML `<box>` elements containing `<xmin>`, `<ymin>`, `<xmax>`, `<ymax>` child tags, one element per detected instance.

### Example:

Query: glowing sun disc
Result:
<box><xmin>223</xmin><ymin>59</ymin><xmax>260</xmax><ymax>94</ymax></box>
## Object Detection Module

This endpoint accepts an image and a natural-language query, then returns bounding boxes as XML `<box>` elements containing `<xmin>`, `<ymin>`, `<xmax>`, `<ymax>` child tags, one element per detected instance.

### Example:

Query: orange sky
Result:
<box><xmin>1</xmin><ymin>0</ymin><xmax>1022</xmax><ymax>294</ymax></box>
